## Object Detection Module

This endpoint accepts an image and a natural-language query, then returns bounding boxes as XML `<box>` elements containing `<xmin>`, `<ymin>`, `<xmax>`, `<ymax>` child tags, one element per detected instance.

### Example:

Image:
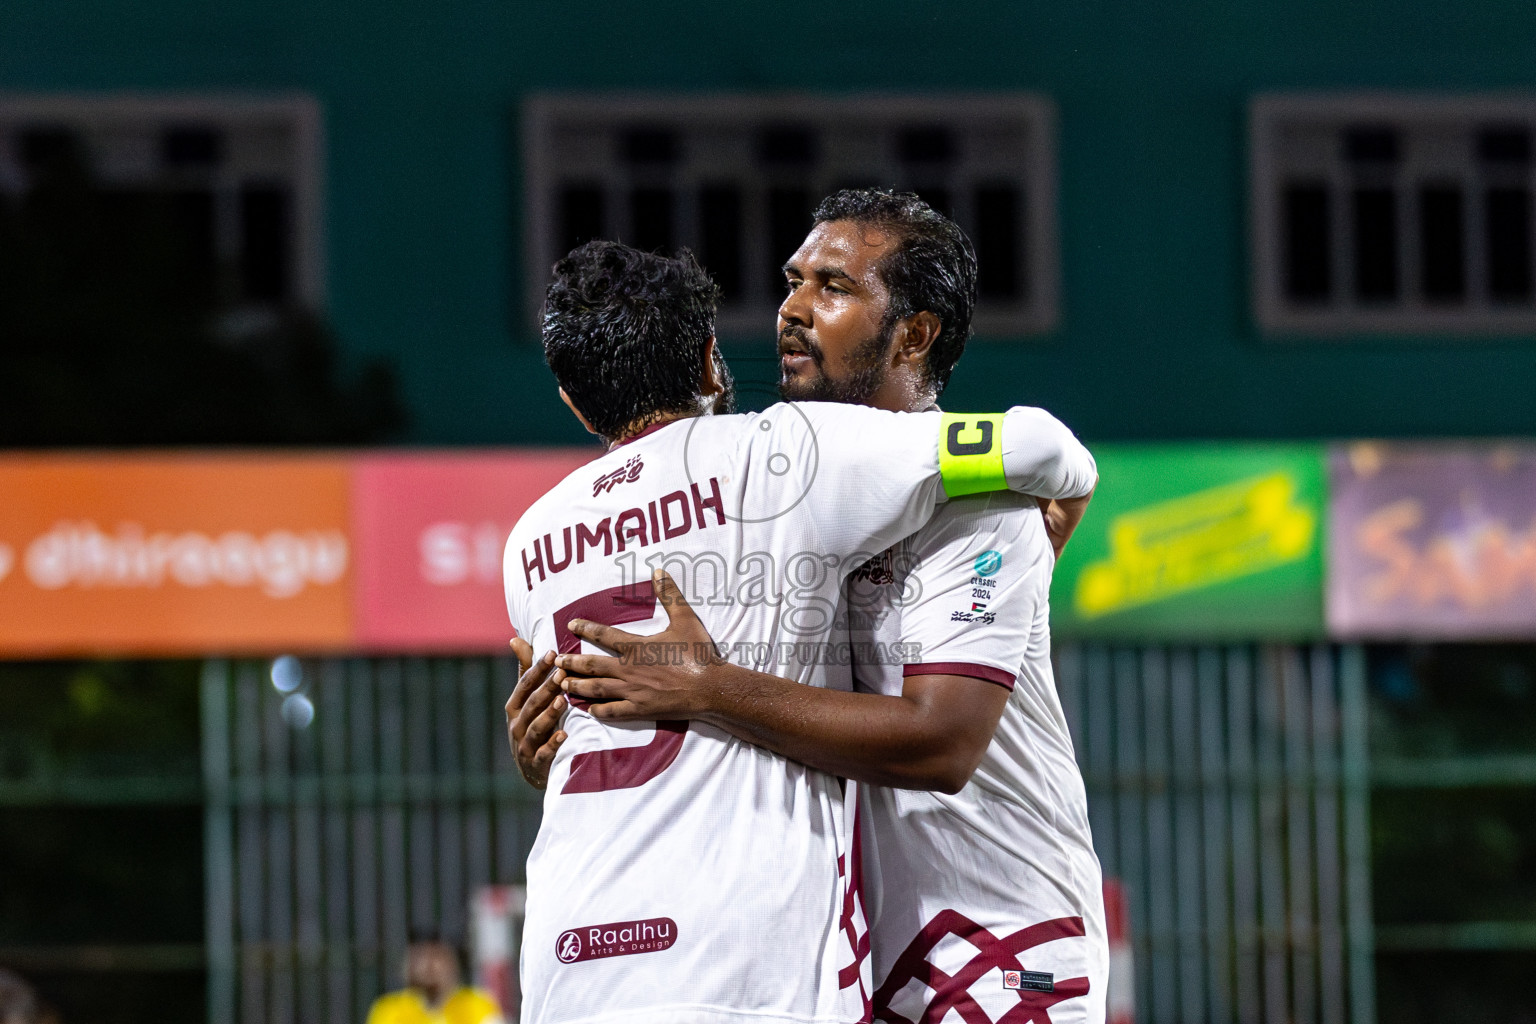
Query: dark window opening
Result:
<box><xmin>1283</xmin><ymin>183</ymin><xmax>1332</xmax><ymax>302</ymax></box>
<box><xmin>1486</xmin><ymin>187</ymin><xmax>1533</xmax><ymax>302</ymax></box>
<box><xmin>92</xmin><ymin>188</ymin><xmax>214</xmax><ymax>306</ymax></box>
<box><xmin>1419</xmin><ymin>185</ymin><xmax>1466</xmax><ymax>303</ymax></box>
<box><xmin>16</xmin><ymin>126</ymin><xmax>80</xmax><ymax>171</ymax></box>
<box><xmin>897</xmin><ymin>126</ymin><xmax>957</xmax><ymax>164</ymax></box>
<box><xmin>756</xmin><ymin>126</ymin><xmax>818</xmax><ymax>167</ymax></box>
<box><xmin>974</xmin><ymin>184</ymin><xmax>1023</xmax><ymax>301</ymax></box>
<box><xmin>699</xmin><ymin>185</ymin><xmax>743</xmax><ymax>300</ymax></box>
<box><xmin>1478</xmin><ymin>127</ymin><xmax>1532</xmax><ymax>165</ymax></box>
<box><xmin>558</xmin><ymin>185</ymin><xmax>604</xmax><ymax>257</ymax></box>
<box><xmin>768</xmin><ymin>187</ymin><xmax>812</xmax><ymax>292</ymax></box>
<box><xmin>628</xmin><ymin>187</ymin><xmax>674</xmax><ymax>253</ymax></box>
<box><xmin>161</xmin><ymin>126</ymin><xmax>224</xmax><ymax>168</ymax></box>
<box><xmin>1345</xmin><ymin>126</ymin><xmax>1402</xmax><ymax>164</ymax></box>
<box><xmin>529</xmin><ymin>104</ymin><xmax>1049</xmax><ymax>331</ymax></box>
<box><xmin>241</xmin><ymin>186</ymin><xmax>292</xmax><ymax>302</ymax></box>
<box><xmin>1352</xmin><ymin>187</ymin><xmax>1399</xmax><ymax>300</ymax></box>
<box><xmin>166</xmin><ymin>190</ymin><xmax>218</xmax><ymax>302</ymax></box>
<box><xmin>621</xmin><ymin>128</ymin><xmax>679</xmax><ymax>165</ymax></box>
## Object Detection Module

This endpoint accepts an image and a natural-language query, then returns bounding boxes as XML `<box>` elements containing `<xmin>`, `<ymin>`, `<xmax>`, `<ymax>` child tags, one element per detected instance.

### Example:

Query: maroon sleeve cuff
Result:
<box><xmin>902</xmin><ymin>661</ymin><xmax>1016</xmax><ymax>691</ymax></box>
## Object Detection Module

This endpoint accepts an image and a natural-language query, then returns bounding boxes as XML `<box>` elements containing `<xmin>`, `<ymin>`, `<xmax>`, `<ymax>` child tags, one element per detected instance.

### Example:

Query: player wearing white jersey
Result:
<box><xmin>849</xmin><ymin>492</ymin><xmax>1107</xmax><ymax>1024</ymax></box>
<box><xmin>521</xmin><ymin>193</ymin><xmax>1107</xmax><ymax>1024</ymax></box>
<box><xmin>506</xmin><ymin>240</ymin><xmax>1096</xmax><ymax>1024</ymax></box>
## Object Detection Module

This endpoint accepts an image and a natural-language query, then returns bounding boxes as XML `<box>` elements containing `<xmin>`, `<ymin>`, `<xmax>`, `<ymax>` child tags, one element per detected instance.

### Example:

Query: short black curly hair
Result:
<box><xmin>542</xmin><ymin>241</ymin><xmax>721</xmax><ymax>443</ymax></box>
<box><xmin>811</xmin><ymin>189</ymin><xmax>977</xmax><ymax>395</ymax></box>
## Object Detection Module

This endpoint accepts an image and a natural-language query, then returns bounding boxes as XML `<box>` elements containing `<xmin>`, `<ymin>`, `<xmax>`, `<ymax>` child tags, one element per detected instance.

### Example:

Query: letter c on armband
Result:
<box><xmin>938</xmin><ymin>413</ymin><xmax>1007</xmax><ymax>497</ymax></box>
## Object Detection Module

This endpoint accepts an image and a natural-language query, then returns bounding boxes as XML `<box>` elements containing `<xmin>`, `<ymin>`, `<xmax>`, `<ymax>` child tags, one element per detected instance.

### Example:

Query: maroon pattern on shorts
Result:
<box><xmin>873</xmin><ymin>912</ymin><xmax>1090</xmax><ymax>1024</ymax></box>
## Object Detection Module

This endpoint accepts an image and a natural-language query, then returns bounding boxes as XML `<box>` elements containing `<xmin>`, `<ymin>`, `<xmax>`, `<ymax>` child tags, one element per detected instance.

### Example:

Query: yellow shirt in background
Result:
<box><xmin>365</xmin><ymin>987</ymin><xmax>504</xmax><ymax>1024</ymax></box>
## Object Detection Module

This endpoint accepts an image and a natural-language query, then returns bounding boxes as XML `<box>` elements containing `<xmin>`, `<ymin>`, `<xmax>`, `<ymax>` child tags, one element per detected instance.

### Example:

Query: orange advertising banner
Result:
<box><xmin>0</xmin><ymin>454</ymin><xmax>353</xmax><ymax>656</ymax></box>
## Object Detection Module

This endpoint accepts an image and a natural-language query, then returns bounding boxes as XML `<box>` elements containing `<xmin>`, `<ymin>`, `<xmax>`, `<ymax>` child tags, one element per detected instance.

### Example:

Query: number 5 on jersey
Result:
<box><xmin>553</xmin><ymin>581</ymin><xmax>688</xmax><ymax>795</ymax></box>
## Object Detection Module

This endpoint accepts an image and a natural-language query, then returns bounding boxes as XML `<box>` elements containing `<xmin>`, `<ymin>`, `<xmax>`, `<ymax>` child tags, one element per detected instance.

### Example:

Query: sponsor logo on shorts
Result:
<box><xmin>1002</xmin><ymin>969</ymin><xmax>1054</xmax><ymax>992</ymax></box>
<box><xmin>555</xmin><ymin>917</ymin><xmax>677</xmax><ymax>964</ymax></box>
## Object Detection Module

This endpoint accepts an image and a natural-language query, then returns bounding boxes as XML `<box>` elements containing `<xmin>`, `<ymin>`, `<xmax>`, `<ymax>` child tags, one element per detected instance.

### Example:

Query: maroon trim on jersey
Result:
<box><xmin>872</xmin><ymin>912</ymin><xmax>1090</xmax><ymax>1024</ymax></box>
<box><xmin>837</xmin><ymin>810</ymin><xmax>873</xmax><ymax>1022</ymax></box>
<box><xmin>903</xmin><ymin>661</ymin><xmax>1016</xmax><ymax>691</ymax></box>
<box><xmin>608</xmin><ymin>419</ymin><xmax>683</xmax><ymax>450</ymax></box>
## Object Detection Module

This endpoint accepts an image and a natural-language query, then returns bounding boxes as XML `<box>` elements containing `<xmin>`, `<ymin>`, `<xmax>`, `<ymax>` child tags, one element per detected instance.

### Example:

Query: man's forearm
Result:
<box><xmin>1040</xmin><ymin>489</ymin><xmax>1094</xmax><ymax>556</ymax></box>
<box><xmin>698</xmin><ymin>664</ymin><xmax>981</xmax><ymax>793</ymax></box>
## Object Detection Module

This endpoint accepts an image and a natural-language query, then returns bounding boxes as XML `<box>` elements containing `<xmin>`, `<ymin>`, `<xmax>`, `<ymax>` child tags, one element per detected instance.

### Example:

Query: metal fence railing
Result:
<box><xmin>1057</xmin><ymin>643</ymin><xmax>1375</xmax><ymax>1024</ymax></box>
<box><xmin>201</xmin><ymin>657</ymin><xmax>541</xmax><ymax>1024</ymax></box>
<box><xmin>203</xmin><ymin>645</ymin><xmax>1376</xmax><ymax>1024</ymax></box>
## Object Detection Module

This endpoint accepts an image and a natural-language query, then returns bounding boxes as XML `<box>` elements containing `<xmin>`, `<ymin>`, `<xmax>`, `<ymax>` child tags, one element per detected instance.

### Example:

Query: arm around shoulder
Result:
<box><xmin>999</xmin><ymin>406</ymin><xmax>1096</xmax><ymax>501</ymax></box>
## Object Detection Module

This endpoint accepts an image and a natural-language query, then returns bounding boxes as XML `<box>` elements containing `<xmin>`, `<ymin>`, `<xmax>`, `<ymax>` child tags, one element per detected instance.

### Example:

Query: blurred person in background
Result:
<box><xmin>0</xmin><ymin>969</ymin><xmax>55</xmax><ymax>1024</ymax></box>
<box><xmin>365</xmin><ymin>930</ymin><xmax>503</xmax><ymax>1024</ymax></box>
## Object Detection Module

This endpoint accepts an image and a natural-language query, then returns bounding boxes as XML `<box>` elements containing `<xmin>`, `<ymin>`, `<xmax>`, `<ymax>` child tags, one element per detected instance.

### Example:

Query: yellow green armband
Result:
<box><xmin>938</xmin><ymin>412</ymin><xmax>1008</xmax><ymax>497</ymax></box>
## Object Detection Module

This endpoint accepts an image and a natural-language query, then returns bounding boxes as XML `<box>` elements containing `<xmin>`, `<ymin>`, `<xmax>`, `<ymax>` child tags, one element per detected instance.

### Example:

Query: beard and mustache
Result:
<box><xmin>776</xmin><ymin>321</ymin><xmax>894</xmax><ymax>405</ymax></box>
<box><xmin>699</xmin><ymin>319</ymin><xmax>893</xmax><ymax>415</ymax></box>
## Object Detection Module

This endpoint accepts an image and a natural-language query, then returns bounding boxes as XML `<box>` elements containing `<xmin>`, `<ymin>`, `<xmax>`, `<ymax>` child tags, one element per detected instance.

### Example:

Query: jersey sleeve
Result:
<box><xmin>754</xmin><ymin>402</ymin><xmax>1095</xmax><ymax>563</ymax></box>
<box><xmin>502</xmin><ymin>524</ymin><xmax>531</xmax><ymax>638</ymax></box>
<box><xmin>756</xmin><ymin>402</ymin><xmax>947</xmax><ymax>561</ymax></box>
<box><xmin>885</xmin><ymin>493</ymin><xmax>1052</xmax><ymax>690</ymax></box>
<box><xmin>999</xmin><ymin>406</ymin><xmax>1098</xmax><ymax>499</ymax></box>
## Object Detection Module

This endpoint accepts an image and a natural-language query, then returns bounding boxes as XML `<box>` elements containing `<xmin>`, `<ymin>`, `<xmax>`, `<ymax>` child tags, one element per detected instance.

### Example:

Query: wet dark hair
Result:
<box><xmin>542</xmin><ymin>241</ymin><xmax>721</xmax><ymax>443</ymax></box>
<box><xmin>811</xmin><ymin>189</ymin><xmax>977</xmax><ymax>395</ymax></box>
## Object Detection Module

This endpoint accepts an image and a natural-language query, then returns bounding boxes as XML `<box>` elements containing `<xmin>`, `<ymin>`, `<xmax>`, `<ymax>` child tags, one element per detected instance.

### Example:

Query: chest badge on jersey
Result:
<box><xmin>850</xmin><ymin>549</ymin><xmax>897</xmax><ymax>586</ymax></box>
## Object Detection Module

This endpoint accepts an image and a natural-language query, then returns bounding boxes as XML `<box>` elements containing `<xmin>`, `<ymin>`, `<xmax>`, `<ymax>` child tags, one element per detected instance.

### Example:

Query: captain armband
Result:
<box><xmin>937</xmin><ymin>413</ymin><xmax>1008</xmax><ymax>497</ymax></box>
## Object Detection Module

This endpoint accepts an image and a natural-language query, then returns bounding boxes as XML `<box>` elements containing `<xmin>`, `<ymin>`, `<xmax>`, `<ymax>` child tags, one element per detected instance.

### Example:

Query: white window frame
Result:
<box><xmin>1251</xmin><ymin>92</ymin><xmax>1536</xmax><ymax>336</ymax></box>
<box><xmin>0</xmin><ymin>92</ymin><xmax>325</xmax><ymax>305</ymax></box>
<box><xmin>523</xmin><ymin>93</ymin><xmax>1058</xmax><ymax>338</ymax></box>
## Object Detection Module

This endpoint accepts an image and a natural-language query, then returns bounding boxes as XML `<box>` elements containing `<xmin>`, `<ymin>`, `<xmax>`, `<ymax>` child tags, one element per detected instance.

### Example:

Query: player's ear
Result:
<box><xmin>894</xmin><ymin>311</ymin><xmax>941</xmax><ymax>367</ymax></box>
<box><xmin>559</xmin><ymin>387</ymin><xmax>601</xmax><ymax>436</ymax></box>
<box><xmin>699</xmin><ymin>337</ymin><xmax>723</xmax><ymax>398</ymax></box>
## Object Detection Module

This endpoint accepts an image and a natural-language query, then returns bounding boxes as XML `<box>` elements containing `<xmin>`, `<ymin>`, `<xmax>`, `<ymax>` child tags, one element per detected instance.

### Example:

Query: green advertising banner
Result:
<box><xmin>1050</xmin><ymin>444</ymin><xmax>1327</xmax><ymax>640</ymax></box>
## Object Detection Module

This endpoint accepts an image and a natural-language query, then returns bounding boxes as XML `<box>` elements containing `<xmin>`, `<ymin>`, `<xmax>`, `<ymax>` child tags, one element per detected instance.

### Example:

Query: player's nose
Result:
<box><xmin>777</xmin><ymin>284</ymin><xmax>811</xmax><ymax>329</ymax></box>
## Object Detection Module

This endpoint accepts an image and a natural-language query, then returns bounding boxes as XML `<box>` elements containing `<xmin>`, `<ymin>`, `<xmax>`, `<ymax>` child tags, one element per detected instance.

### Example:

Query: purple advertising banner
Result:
<box><xmin>1328</xmin><ymin>443</ymin><xmax>1536</xmax><ymax>639</ymax></box>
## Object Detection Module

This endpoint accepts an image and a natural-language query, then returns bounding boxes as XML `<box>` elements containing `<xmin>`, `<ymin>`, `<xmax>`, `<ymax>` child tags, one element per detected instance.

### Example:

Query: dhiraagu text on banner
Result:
<box><xmin>1050</xmin><ymin>444</ymin><xmax>1327</xmax><ymax>640</ymax></box>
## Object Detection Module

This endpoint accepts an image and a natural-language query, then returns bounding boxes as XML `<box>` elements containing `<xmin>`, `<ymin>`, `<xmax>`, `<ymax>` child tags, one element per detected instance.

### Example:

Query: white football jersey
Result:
<box><xmin>848</xmin><ymin>492</ymin><xmax>1109</xmax><ymax>1024</ymax></box>
<box><xmin>504</xmin><ymin>404</ymin><xmax>1096</xmax><ymax>1024</ymax></box>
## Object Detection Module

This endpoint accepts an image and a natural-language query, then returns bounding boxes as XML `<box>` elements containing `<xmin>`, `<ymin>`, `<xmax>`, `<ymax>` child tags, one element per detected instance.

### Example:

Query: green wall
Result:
<box><xmin>5</xmin><ymin>0</ymin><xmax>1536</xmax><ymax>445</ymax></box>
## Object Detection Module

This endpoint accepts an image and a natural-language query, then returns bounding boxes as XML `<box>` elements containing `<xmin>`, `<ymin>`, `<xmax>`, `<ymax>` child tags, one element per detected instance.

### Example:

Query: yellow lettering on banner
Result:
<box><xmin>1074</xmin><ymin>473</ymin><xmax>1315</xmax><ymax>618</ymax></box>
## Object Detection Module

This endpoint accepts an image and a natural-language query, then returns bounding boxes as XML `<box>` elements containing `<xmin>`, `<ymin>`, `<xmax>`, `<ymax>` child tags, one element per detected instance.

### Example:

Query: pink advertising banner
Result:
<box><xmin>351</xmin><ymin>450</ymin><xmax>597</xmax><ymax>652</ymax></box>
<box><xmin>0</xmin><ymin>449</ymin><xmax>599</xmax><ymax>657</ymax></box>
<box><xmin>1328</xmin><ymin>442</ymin><xmax>1536</xmax><ymax>639</ymax></box>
